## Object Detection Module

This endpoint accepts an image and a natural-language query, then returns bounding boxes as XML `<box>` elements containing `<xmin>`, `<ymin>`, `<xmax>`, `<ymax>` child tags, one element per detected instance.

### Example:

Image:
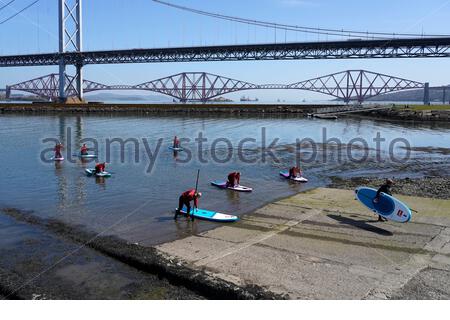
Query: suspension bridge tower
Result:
<box><xmin>58</xmin><ymin>0</ymin><xmax>83</xmax><ymax>102</ymax></box>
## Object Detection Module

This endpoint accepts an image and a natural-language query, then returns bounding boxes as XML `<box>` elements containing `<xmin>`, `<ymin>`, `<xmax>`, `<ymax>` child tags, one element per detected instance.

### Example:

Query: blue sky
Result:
<box><xmin>0</xmin><ymin>0</ymin><xmax>449</xmax><ymax>101</ymax></box>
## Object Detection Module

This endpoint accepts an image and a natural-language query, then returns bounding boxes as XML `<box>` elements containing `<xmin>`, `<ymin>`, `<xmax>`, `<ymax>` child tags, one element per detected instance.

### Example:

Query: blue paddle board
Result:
<box><xmin>178</xmin><ymin>206</ymin><xmax>238</xmax><ymax>222</ymax></box>
<box><xmin>355</xmin><ymin>187</ymin><xmax>412</xmax><ymax>223</ymax></box>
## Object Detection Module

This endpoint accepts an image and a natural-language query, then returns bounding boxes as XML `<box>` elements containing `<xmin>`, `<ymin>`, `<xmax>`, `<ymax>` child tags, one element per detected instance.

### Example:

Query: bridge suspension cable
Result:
<box><xmin>153</xmin><ymin>0</ymin><xmax>450</xmax><ymax>39</ymax></box>
<box><xmin>0</xmin><ymin>0</ymin><xmax>16</xmax><ymax>12</ymax></box>
<box><xmin>0</xmin><ymin>0</ymin><xmax>40</xmax><ymax>25</ymax></box>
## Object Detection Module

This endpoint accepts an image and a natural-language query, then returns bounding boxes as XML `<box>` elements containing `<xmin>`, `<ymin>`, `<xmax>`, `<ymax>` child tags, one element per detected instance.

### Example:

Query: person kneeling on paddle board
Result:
<box><xmin>374</xmin><ymin>179</ymin><xmax>394</xmax><ymax>222</ymax></box>
<box><xmin>174</xmin><ymin>189</ymin><xmax>202</xmax><ymax>221</ymax></box>
<box><xmin>289</xmin><ymin>166</ymin><xmax>302</xmax><ymax>179</ymax></box>
<box><xmin>226</xmin><ymin>172</ymin><xmax>240</xmax><ymax>188</ymax></box>
<box><xmin>54</xmin><ymin>142</ymin><xmax>64</xmax><ymax>159</ymax></box>
<box><xmin>173</xmin><ymin>136</ymin><xmax>180</xmax><ymax>149</ymax></box>
<box><xmin>80</xmin><ymin>144</ymin><xmax>88</xmax><ymax>155</ymax></box>
<box><xmin>94</xmin><ymin>162</ymin><xmax>106</xmax><ymax>174</ymax></box>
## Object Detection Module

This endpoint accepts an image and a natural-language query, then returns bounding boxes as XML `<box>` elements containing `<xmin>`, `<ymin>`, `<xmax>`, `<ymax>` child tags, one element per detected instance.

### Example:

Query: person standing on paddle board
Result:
<box><xmin>174</xmin><ymin>189</ymin><xmax>202</xmax><ymax>221</ymax></box>
<box><xmin>226</xmin><ymin>172</ymin><xmax>240</xmax><ymax>188</ymax></box>
<box><xmin>173</xmin><ymin>136</ymin><xmax>180</xmax><ymax>149</ymax></box>
<box><xmin>54</xmin><ymin>142</ymin><xmax>64</xmax><ymax>159</ymax></box>
<box><xmin>374</xmin><ymin>179</ymin><xmax>394</xmax><ymax>222</ymax></box>
<box><xmin>80</xmin><ymin>144</ymin><xmax>89</xmax><ymax>155</ymax></box>
<box><xmin>289</xmin><ymin>166</ymin><xmax>302</xmax><ymax>179</ymax></box>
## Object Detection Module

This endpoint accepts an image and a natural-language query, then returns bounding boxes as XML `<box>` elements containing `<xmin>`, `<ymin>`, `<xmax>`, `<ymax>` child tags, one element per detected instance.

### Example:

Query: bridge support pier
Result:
<box><xmin>58</xmin><ymin>60</ymin><xmax>66</xmax><ymax>102</ymax></box>
<box><xmin>58</xmin><ymin>0</ymin><xmax>83</xmax><ymax>102</ymax></box>
<box><xmin>75</xmin><ymin>63</ymin><xmax>84</xmax><ymax>100</ymax></box>
<box><xmin>5</xmin><ymin>86</ymin><xmax>11</xmax><ymax>99</ymax></box>
<box><xmin>423</xmin><ymin>82</ymin><xmax>430</xmax><ymax>105</ymax></box>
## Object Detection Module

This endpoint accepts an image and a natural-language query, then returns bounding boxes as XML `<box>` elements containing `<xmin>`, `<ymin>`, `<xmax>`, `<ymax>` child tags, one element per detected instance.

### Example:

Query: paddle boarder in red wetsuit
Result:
<box><xmin>54</xmin><ymin>142</ymin><xmax>64</xmax><ymax>159</ymax></box>
<box><xmin>289</xmin><ymin>166</ymin><xmax>302</xmax><ymax>179</ymax></box>
<box><xmin>80</xmin><ymin>144</ymin><xmax>88</xmax><ymax>155</ymax></box>
<box><xmin>94</xmin><ymin>162</ymin><xmax>106</xmax><ymax>174</ymax></box>
<box><xmin>226</xmin><ymin>172</ymin><xmax>240</xmax><ymax>188</ymax></box>
<box><xmin>173</xmin><ymin>136</ymin><xmax>180</xmax><ymax>149</ymax></box>
<box><xmin>174</xmin><ymin>189</ymin><xmax>202</xmax><ymax>221</ymax></box>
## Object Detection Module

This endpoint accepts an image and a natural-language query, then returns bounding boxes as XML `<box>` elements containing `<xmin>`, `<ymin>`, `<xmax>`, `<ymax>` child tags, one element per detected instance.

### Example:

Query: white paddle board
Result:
<box><xmin>211</xmin><ymin>180</ymin><xmax>253</xmax><ymax>192</ymax></box>
<box><xmin>85</xmin><ymin>168</ymin><xmax>112</xmax><ymax>178</ymax></box>
<box><xmin>279</xmin><ymin>171</ymin><xmax>308</xmax><ymax>183</ymax></box>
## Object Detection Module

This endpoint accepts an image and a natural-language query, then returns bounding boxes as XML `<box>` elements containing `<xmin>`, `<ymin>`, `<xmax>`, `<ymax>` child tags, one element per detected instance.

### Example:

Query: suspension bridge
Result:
<box><xmin>0</xmin><ymin>0</ymin><xmax>449</xmax><ymax>102</ymax></box>
<box><xmin>5</xmin><ymin>70</ymin><xmax>428</xmax><ymax>103</ymax></box>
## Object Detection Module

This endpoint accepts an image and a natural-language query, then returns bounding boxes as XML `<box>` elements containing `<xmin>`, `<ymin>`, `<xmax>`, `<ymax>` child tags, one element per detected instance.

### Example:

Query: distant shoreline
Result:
<box><xmin>0</xmin><ymin>102</ymin><xmax>345</xmax><ymax>115</ymax></box>
<box><xmin>1</xmin><ymin>102</ymin><xmax>450</xmax><ymax>123</ymax></box>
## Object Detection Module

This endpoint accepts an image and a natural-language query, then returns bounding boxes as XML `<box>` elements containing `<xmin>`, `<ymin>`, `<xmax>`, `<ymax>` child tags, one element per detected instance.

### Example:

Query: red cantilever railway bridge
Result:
<box><xmin>0</xmin><ymin>0</ymin><xmax>449</xmax><ymax>102</ymax></box>
<box><xmin>6</xmin><ymin>70</ymin><xmax>427</xmax><ymax>103</ymax></box>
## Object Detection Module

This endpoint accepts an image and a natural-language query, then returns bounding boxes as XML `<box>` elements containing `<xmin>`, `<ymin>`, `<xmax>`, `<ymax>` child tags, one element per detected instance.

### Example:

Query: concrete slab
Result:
<box><xmin>391</xmin><ymin>267</ymin><xmax>450</xmax><ymax>299</ymax></box>
<box><xmin>156</xmin><ymin>188</ymin><xmax>450</xmax><ymax>299</ymax></box>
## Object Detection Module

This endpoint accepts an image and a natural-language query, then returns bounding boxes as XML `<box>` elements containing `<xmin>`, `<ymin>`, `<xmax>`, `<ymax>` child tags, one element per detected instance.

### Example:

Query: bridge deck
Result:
<box><xmin>1</xmin><ymin>37</ymin><xmax>450</xmax><ymax>67</ymax></box>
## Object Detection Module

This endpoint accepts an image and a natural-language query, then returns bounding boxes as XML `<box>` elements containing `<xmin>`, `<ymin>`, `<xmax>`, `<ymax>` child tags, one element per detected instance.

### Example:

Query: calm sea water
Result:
<box><xmin>1</xmin><ymin>113</ymin><xmax>449</xmax><ymax>245</ymax></box>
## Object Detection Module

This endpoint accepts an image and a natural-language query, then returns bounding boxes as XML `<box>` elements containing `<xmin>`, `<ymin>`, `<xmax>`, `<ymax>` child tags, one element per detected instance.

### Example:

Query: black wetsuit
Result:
<box><xmin>376</xmin><ymin>184</ymin><xmax>392</xmax><ymax>198</ymax></box>
<box><xmin>375</xmin><ymin>184</ymin><xmax>392</xmax><ymax>221</ymax></box>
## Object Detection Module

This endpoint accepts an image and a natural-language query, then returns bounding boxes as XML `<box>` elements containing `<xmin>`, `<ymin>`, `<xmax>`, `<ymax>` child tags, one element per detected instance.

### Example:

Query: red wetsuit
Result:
<box><xmin>95</xmin><ymin>163</ymin><xmax>105</xmax><ymax>173</ymax></box>
<box><xmin>289</xmin><ymin>166</ymin><xmax>302</xmax><ymax>178</ymax></box>
<box><xmin>173</xmin><ymin>137</ymin><xmax>180</xmax><ymax>148</ymax></box>
<box><xmin>80</xmin><ymin>145</ymin><xmax>88</xmax><ymax>155</ymax></box>
<box><xmin>54</xmin><ymin>144</ymin><xmax>63</xmax><ymax>158</ymax></box>
<box><xmin>227</xmin><ymin>172</ymin><xmax>240</xmax><ymax>187</ymax></box>
<box><xmin>177</xmin><ymin>189</ymin><xmax>199</xmax><ymax>218</ymax></box>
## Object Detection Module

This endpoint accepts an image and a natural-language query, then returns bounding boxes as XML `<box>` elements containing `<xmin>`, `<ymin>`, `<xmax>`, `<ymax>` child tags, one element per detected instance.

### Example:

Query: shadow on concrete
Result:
<box><xmin>327</xmin><ymin>214</ymin><xmax>393</xmax><ymax>236</ymax></box>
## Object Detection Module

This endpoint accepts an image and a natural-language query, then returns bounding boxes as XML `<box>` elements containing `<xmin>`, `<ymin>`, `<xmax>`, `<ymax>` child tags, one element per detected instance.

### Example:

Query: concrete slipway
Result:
<box><xmin>157</xmin><ymin>188</ymin><xmax>450</xmax><ymax>299</ymax></box>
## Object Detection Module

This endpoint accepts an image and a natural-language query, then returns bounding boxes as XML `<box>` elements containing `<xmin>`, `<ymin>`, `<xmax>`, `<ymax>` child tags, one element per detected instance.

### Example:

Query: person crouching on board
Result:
<box><xmin>54</xmin><ymin>142</ymin><xmax>64</xmax><ymax>159</ymax></box>
<box><xmin>289</xmin><ymin>166</ymin><xmax>302</xmax><ymax>179</ymax></box>
<box><xmin>226</xmin><ymin>172</ymin><xmax>240</xmax><ymax>188</ymax></box>
<box><xmin>173</xmin><ymin>136</ymin><xmax>180</xmax><ymax>149</ymax></box>
<box><xmin>94</xmin><ymin>162</ymin><xmax>106</xmax><ymax>174</ymax></box>
<box><xmin>374</xmin><ymin>179</ymin><xmax>394</xmax><ymax>222</ymax></box>
<box><xmin>80</xmin><ymin>143</ymin><xmax>89</xmax><ymax>156</ymax></box>
<box><xmin>174</xmin><ymin>189</ymin><xmax>202</xmax><ymax>221</ymax></box>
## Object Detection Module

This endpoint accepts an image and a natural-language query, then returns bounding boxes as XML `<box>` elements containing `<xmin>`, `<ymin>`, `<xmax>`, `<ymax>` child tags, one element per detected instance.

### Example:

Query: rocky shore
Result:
<box><xmin>329</xmin><ymin>176</ymin><xmax>450</xmax><ymax>200</ymax></box>
<box><xmin>356</xmin><ymin>107</ymin><xmax>450</xmax><ymax>122</ymax></box>
<box><xmin>0</xmin><ymin>103</ymin><xmax>340</xmax><ymax>115</ymax></box>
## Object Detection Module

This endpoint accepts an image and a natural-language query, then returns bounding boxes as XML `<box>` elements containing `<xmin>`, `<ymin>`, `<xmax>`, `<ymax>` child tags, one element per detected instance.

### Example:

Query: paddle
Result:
<box><xmin>193</xmin><ymin>169</ymin><xmax>200</xmax><ymax>212</ymax></box>
<box><xmin>194</xmin><ymin>169</ymin><xmax>200</xmax><ymax>195</ymax></box>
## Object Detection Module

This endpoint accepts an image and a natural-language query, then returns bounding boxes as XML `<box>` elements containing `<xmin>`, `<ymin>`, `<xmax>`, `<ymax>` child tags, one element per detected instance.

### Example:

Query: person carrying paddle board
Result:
<box><xmin>80</xmin><ymin>144</ymin><xmax>89</xmax><ymax>156</ymax></box>
<box><xmin>289</xmin><ymin>166</ymin><xmax>302</xmax><ymax>179</ymax></box>
<box><xmin>54</xmin><ymin>142</ymin><xmax>64</xmax><ymax>159</ymax></box>
<box><xmin>226</xmin><ymin>172</ymin><xmax>240</xmax><ymax>188</ymax></box>
<box><xmin>374</xmin><ymin>179</ymin><xmax>394</xmax><ymax>222</ymax></box>
<box><xmin>173</xmin><ymin>136</ymin><xmax>180</xmax><ymax>149</ymax></box>
<box><xmin>174</xmin><ymin>189</ymin><xmax>202</xmax><ymax>221</ymax></box>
